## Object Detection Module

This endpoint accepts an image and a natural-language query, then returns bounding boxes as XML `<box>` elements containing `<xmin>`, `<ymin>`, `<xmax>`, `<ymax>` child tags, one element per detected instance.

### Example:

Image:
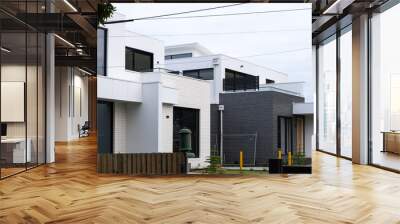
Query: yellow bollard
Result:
<box><xmin>240</xmin><ymin>150</ymin><xmax>243</xmax><ymax>170</ymax></box>
<box><xmin>278</xmin><ymin>148</ymin><xmax>282</xmax><ymax>159</ymax></box>
<box><xmin>288</xmin><ymin>151</ymin><xmax>292</xmax><ymax>166</ymax></box>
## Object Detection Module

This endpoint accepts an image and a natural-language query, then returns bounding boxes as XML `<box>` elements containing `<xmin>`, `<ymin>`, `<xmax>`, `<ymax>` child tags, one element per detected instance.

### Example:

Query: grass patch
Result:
<box><xmin>222</xmin><ymin>169</ymin><xmax>267</xmax><ymax>176</ymax></box>
<box><xmin>192</xmin><ymin>169</ymin><xmax>267</xmax><ymax>176</ymax></box>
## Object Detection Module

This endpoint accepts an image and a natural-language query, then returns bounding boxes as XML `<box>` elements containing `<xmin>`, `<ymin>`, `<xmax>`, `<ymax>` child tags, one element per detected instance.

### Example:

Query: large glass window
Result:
<box><xmin>165</xmin><ymin>53</ymin><xmax>192</xmax><ymax>60</ymax></box>
<box><xmin>317</xmin><ymin>36</ymin><xmax>337</xmax><ymax>154</ymax></box>
<box><xmin>340</xmin><ymin>28</ymin><xmax>352</xmax><ymax>158</ymax></box>
<box><xmin>370</xmin><ymin>4</ymin><xmax>400</xmax><ymax>171</ymax></box>
<box><xmin>183</xmin><ymin>68</ymin><xmax>213</xmax><ymax>80</ymax></box>
<box><xmin>223</xmin><ymin>69</ymin><xmax>259</xmax><ymax>91</ymax></box>
<box><xmin>173</xmin><ymin>107</ymin><xmax>200</xmax><ymax>158</ymax></box>
<box><xmin>97</xmin><ymin>28</ymin><xmax>107</xmax><ymax>76</ymax></box>
<box><xmin>125</xmin><ymin>47</ymin><xmax>153</xmax><ymax>72</ymax></box>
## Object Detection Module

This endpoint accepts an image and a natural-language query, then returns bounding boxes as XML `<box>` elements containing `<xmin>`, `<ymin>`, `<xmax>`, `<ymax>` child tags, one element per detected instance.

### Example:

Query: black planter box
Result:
<box><xmin>268</xmin><ymin>159</ymin><xmax>282</xmax><ymax>173</ymax></box>
<box><xmin>281</xmin><ymin>165</ymin><xmax>312</xmax><ymax>174</ymax></box>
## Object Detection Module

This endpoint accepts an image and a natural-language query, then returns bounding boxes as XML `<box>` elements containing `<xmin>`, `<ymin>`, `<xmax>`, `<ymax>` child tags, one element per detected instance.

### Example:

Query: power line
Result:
<box><xmin>108</xmin><ymin>28</ymin><xmax>309</xmax><ymax>38</ymax></box>
<box><xmin>239</xmin><ymin>47</ymin><xmax>311</xmax><ymax>58</ymax></box>
<box><xmin>142</xmin><ymin>8</ymin><xmax>311</xmax><ymax>20</ymax></box>
<box><xmin>105</xmin><ymin>3</ymin><xmax>246</xmax><ymax>24</ymax></box>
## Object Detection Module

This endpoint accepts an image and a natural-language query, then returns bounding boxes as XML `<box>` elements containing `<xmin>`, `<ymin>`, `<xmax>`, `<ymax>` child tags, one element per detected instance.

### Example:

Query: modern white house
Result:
<box><xmin>97</xmin><ymin>14</ymin><xmax>211</xmax><ymax>168</ymax></box>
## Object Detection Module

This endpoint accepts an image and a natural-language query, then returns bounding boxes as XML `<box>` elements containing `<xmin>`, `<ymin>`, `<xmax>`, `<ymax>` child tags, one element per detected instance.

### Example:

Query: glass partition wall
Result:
<box><xmin>316</xmin><ymin>26</ymin><xmax>352</xmax><ymax>159</ymax></box>
<box><xmin>370</xmin><ymin>3</ymin><xmax>400</xmax><ymax>171</ymax></box>
<box><xmin>339</xmin><ymin>27</ymin><xmax>352</xmax><ymax>159</ymax></box>
<box><xmin>0</xmin><ymin>4</ymin><xmax>46</xmax><ymax>179</ymax></box>
<box><xmin>317</xmin><ymin>35</ymin><xmax>337</xmax><ymax>155</ymax></box>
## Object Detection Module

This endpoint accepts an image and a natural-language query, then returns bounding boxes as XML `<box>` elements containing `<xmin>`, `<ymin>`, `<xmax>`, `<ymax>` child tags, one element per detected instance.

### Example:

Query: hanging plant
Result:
<box><xmin>98</xmin><ymin>2</ymin><xmax>116</xmax><ymax>25</ymax></box>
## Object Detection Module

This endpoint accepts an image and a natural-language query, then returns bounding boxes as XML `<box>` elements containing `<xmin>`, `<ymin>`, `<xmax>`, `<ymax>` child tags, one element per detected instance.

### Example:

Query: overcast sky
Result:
<box><xmin>113</xmin><ymin>3</ymin><xmax>313</xmax><ymax>102</ymax></box>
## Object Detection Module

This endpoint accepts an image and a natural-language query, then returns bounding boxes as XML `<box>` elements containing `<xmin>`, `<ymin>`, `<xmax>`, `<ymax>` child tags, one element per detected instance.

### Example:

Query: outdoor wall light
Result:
<box><xmin>1</xmin><ymin>47</ymin><xmax>11</xmax><ymax>53</ymax></box>
<box><xmin>240</xmin><ymin>65</ymin><xmax>244</xmax><ymax>68</ymax></box>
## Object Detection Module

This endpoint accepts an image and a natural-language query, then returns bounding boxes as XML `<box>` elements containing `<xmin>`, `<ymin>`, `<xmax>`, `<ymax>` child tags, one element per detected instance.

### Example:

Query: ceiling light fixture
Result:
<box><xmin>1</xmin><ymin>47</ymin><xmax>11</xmax><ymax>53</ymax></box>
<box><xmin>78</xmin><ymin>67</ymin><xmax>93</xmax><ymax>76</ymax></box>
<box><xmin>54</xmin><ymin>34</ymin><xmax>75</xmax><ymax>48</ymax></box>
<box><xmin>323</xmin><ymin>0</ymin><xmax>354</xmax><ymax>15</ymax></box>
<box><xmin>63</xmin><ymin>0</ymin><xmax>78</xmax><ymax>12</ymax></box>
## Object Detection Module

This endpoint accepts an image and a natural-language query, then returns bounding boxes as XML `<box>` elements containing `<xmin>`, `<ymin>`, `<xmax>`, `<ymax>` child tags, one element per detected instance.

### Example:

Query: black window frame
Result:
<box><xmin>97</xmin><ymin>27</ymin><xmax>108</xmax><ymax>76</ymax></box>
<box><xmin>266</xmin><ymin>78</ymin><xmax>275</xmax><ymax>84</ymax></box>
<box><xmin>125</xmin><ymin>47</ymin><xmax>154</xmax><ymax>72</ymax></box>
<box><xmin>223</xmin><ymin>69</ymin><xmax>259</xmax><ymax>91</ymax></box>
<box><xmin>182</xmin><ymin>68</ymin><xmax>214</xmax><ymax>80</ymax></box>
<box><xmin>165</xmin><ymin>53</ymin><xmax>193</xmax><ymax>60</ymax></box>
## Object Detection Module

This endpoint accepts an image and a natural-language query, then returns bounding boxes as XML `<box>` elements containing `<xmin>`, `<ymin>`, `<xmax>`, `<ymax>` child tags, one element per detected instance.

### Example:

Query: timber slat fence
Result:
<box><xmin>97</xmin><ymin>152</ymin><xmax>187</xmax><ymax>175</ymax></box>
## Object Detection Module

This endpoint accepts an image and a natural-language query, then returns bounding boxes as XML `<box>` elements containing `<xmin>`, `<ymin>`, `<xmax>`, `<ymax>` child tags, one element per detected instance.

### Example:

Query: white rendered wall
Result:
<box><xmin>125</xmin><ymin>82</ymin><xmax>161</xmax><ymax>153</ymax></box>
<box><xmin>97</xmin><ymin>75</ymin><xmax>142</xmax><ymax>102</ymax></box>
<box><xmin>161</xmin><ymin>104</ymin><xmax>173</xmax><ymax>153</ymax></box>
<box><xmin>165</xmin><ymin>44</ymin><xmax>212</xmax><ymax>57</ymax></box>
<box><xmin>113</xmin><ymin>102</ymin><xmax>127</xmax><ymax>153</ymax></box>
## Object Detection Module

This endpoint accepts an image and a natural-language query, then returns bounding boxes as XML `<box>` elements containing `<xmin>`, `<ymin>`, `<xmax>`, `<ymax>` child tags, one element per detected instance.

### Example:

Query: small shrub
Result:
<box><xmin>206</xmin><ymin>147</ymin><xmax>223</xmax><ymax>174</ymax></box>
<box><xmin>292</xmin><ymin>152</ymin><xmax>306</xmax><ymax>165</ymax></box>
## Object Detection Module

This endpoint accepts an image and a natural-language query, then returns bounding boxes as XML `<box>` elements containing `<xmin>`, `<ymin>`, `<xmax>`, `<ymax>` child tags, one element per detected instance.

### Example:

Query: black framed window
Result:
<box><xmin>125</xmin><ymin>47</ymin><xmax>153</xmax><ymax>72</ymax></box>
<box><xmin>266</xmin><ymin>78</ymin><xmax>275</xmax><ymax>84</ymax></box>
<box><xmin>182</xmin><ymin>68</ymin><xmax>213</xmax><ymax>80</ymax></box>
<box><xmin>223</xmin><ymin>69</ymin><xmax>259</xmax><ymax>91</ymax></box>
<box><xmin>173</xmin><ymin>107</ymin><xmax>200</xmax><ymax>158</ymax></box>
<box><xmin>165</xmin><ymin>53</ymin><xmax>192</xmax><ymax>60</ymax></box>
<box><xmin>97</xmin><ymin>28</ymin><xmax>107</xmax><ymax>76</ymax></box>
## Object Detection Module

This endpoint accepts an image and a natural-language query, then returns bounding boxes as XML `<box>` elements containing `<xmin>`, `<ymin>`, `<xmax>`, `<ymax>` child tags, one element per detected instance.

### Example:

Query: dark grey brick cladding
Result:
<box><xmin>210</xmin><ymin>91</ymin><xmax>304</xmax><ymax>166</ymax></box>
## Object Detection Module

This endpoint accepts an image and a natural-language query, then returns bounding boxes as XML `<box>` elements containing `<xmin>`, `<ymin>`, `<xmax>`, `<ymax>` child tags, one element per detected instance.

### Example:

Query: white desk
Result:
<box><xmin>1</xmin><ymin>138</ymin><xmax>31</xmax><ymax>163</ymax></box>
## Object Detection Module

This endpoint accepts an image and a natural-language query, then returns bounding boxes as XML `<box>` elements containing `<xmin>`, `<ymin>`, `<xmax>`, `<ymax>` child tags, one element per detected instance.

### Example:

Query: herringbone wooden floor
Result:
<box><xmin>1</xmin><ymin>136</ymin><xmax>400</xmax><ymax>224</ymax></box>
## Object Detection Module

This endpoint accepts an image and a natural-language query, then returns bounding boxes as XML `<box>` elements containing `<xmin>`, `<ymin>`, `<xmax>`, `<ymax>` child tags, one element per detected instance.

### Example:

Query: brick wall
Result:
<box><xmin>211</xmin><ymin>91</ymin><xmax>304</xmax><ymax>166</ymax></box>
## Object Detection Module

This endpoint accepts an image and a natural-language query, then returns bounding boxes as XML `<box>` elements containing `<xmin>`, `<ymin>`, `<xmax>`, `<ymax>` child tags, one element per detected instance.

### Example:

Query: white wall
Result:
<box><xmin>113</xmin><ymin>102</ymin><xmax>127</xmax><ymax>153</ymax></box>
<box><xmin>165</xmin><ymin>43</ymin><xmax>213</xmax><ymax>57</ymax></box>
<box><xmin>161</xmin><ymin>104</ymin><xmax>173</xmax><ymax>153</ymax></box>
<box><xmin>54</xmin><ymin>67</ymin><xmax>89</xmax><ymax>141</ymax></box>
<box><xmin>97</xmin><ymin>75</ymin><xmax>142</xmax><ymax>102</ymax></box>
<box><xmin>125</xmin><ymin>82</ymin><xmax>161</xmax><ymax>153</ymax></box>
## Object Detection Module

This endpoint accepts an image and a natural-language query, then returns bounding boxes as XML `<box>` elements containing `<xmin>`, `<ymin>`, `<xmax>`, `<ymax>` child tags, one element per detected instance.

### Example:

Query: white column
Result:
<box><xmin>352</xmin><ymin>14</ymin><xmax>369</xmax><ymax>164</ymax></box>
<box><xmin>46</xmin><ymin>33</ymin><xmax>55</xmax><ymax>163</ymax></box>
